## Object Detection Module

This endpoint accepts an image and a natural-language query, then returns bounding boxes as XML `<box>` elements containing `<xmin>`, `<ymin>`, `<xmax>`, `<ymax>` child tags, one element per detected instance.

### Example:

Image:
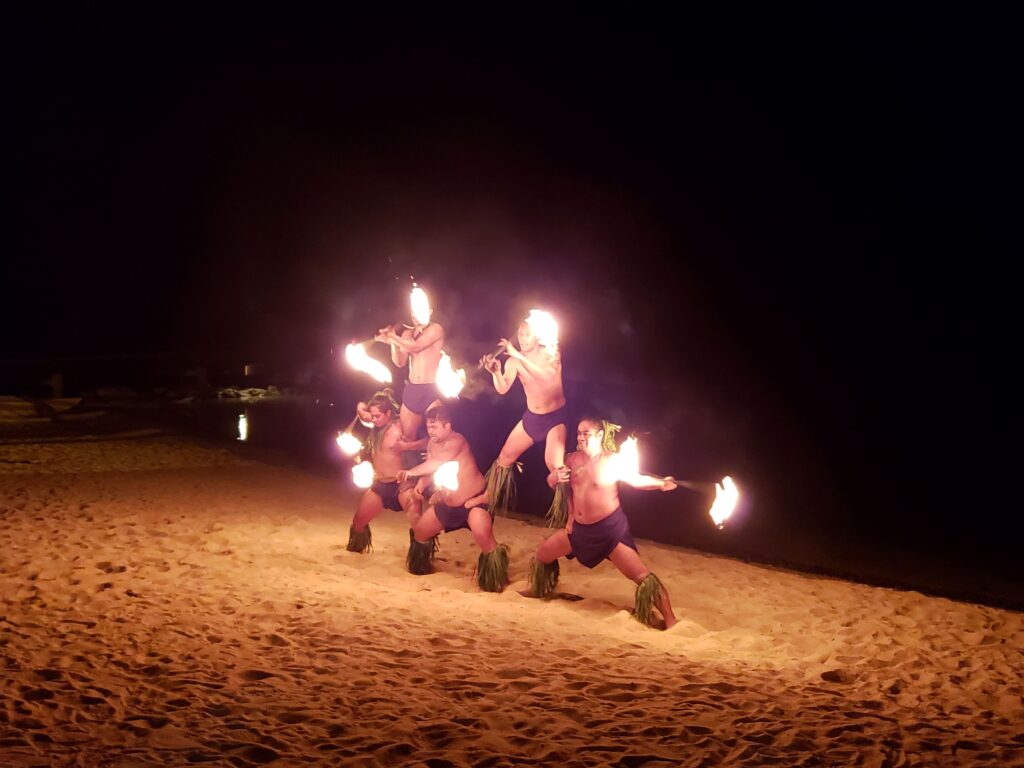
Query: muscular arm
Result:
<box><xmin>548</xmin><ymin>452</ymin><xmax>578</xmax><ymax>488</ymax></box>
<box><xmin>400</xmin><ymin>434</ymin><xmax>464</xmax><ymax>479</ymax></box>
<box><xmin>622</xmin><ymin>473</ymin><xmax>677</xmax><ymax>491</ymax></box>
<box><xmin>508</xmin><ymin>345</ymin><xmax>560</xmax><ymax>379</ymax></box>
<box><xmin>395</xmin><ymin>437</ymin><xmax>428</xmax><ymax>452</ymax></box>
<box><xmin>390</xmin><ymin>338</ymin><xmax>409</xmax><ymax>368</ymax></box>
<box><xmin>388</xmin><ymin>323</ymin><xmax>444</xmax><ymax>355</ymax></box>
<box><xmin>489</xmin><ymin>357</ymin><xmax>518</xmax><ymax>395</ymax></box>
<box><xmin>376</xmin><ymin>324</ymin><xmax>409</xmax><ymax>367</ymax></box>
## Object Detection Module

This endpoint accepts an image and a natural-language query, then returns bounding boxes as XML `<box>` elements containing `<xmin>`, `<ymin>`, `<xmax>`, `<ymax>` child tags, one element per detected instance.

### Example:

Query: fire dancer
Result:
<box><xmin>526</xmin><ymin>417</ymin><xmax>679</xmax><ymax>629</ymax></box>
<box><xmin>375</xmin><ymin>286</ymin><xmax>445</xmax><ymax>447</ymax></box>
<box><xmin>398</xmin><ymin>404</ymin><xmax>509</xmax><ymax>592</ymax></box>
<box><xmin>345</xmin><ymin>388</ymin><xmax>426</xmax><ymax>553</ymax></box>
<box><xmin>480</xmin><ymin>310</ymin><xmax>569</xmax><ymax>525</ymax></box>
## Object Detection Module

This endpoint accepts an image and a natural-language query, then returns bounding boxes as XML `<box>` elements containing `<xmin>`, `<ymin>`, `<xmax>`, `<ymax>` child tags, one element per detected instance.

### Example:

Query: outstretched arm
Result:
<box><xmin>399</xmin><ymin>456</ymin><xmax>447</xmax><ymax>482</ymax></box>
<box><xmin>397</xmin><ymin>435</ymin><xmax>464</xmax><ymax>481</ymax></box>
<box><xmin>623</xmin><ymin>474</ymin><xmax>678</xmax><ymax>492</ymax></box>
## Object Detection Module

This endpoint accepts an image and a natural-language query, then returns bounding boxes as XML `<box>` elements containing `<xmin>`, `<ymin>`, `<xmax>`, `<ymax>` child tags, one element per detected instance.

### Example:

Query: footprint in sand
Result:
<box><xmin>239</xmin><ymin>669</ymin><xmax>276</xmax><ymax>682</ymax></box>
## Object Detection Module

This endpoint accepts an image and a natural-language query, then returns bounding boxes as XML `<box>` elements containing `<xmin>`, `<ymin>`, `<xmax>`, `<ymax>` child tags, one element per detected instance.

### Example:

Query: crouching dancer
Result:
<box><xmin>346</xmin><ymin>389</ymin><xmax>424</xmax><ymax>553</ymax></box>
<box><xmin>398</xmin><ymin>404</ymin><xmax>509</xmax><ymax>592</ymax></box>
<box><xmin>527</xmin><ymin>417</ymin><xmax>678</xmax><ymax>629</ymax></box>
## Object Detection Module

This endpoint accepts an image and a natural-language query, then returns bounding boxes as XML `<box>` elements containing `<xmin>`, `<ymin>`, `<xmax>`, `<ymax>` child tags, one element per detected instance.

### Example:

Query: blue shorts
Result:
<box><xmin>567</xmin><ymin>507</ymin><xmax>637</xmax><ymax>568</ymax></box>
<box><xmin>435</xmin><ymin>499</ymin><xmax>490</xmax><ymax>533</ymax></box>
<box><xmin>371</xmin><ymin>480</ymin><xmax>403</xmax><ymax>512</ymax></box>
<box><xmin>402</xmin><ymin>381</ymin><xmax>442</xmax><ymax>415</ymax></box>
<box><xmin>522</xmin><ymin>404</ymin><xmax>568</xmax><ymax>442</ymax></box>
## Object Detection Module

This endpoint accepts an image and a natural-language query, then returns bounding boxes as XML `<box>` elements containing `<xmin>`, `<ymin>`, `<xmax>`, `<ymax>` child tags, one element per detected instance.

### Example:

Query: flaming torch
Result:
<box><xmin>708</xmin><ymin>476</ymin><xmax>739</xmax><ymax>529</ymax></box>
<box><xmin>616</xmin><ymin>436</ymin><xmax>641</xmax><ymax>481</ymax></box>
<box><xmin>436</xmin><ymin>351</ymin><xmax>466</xmax><ymax>398</ymax></box>
<box><xmin>525</xmin><ymin>309</ymin><xmax>559</xmax><ymax>353</ymax></box>
<box><xmin>352</xmin><ymin>460</ymin><xmax>374</xmax><ymax>489</ymax></box>
<box><xmin>599</xmin><ymin>435</ymin><xmax>642</xmax><ymax>484</ymax></box>
<box><xmin>433</xmin><ymin>461</ymin><xmax>460</xmax><ymax>492</ymax></box>
<box><xmin>410</xmin><ymin>284</ymin><xmax>431</xmax><ymax>326</ymax></box>
<box><xmin>336</xmin><ymin>431</ymin><xmax>362</xmax><ymax>457</ymax></box>
<box><xmin>345</xmin><ymin>343</ymin><xmax>393</xmax><ymax>383</ymax></box>
<box><xmin>602</xmin><ymin>436</ymin><xmax>742</xmax><ymax>529</ymax></box>
<box><xmin>237</xmin><ymin>412</ymin><xmax>248</xmax><ymax>442</ymax></box>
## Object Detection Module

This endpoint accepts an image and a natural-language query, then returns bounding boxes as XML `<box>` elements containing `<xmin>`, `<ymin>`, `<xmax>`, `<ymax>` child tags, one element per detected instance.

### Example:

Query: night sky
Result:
<box><xmin>6</xmin><ymin>8</ymin><xmax>1018</xmax><ymax>580</ymax></box>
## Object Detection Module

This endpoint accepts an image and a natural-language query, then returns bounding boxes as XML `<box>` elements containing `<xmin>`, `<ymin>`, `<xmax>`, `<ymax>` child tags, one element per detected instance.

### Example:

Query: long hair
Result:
<box><xmin>364</xmin><ymin>387</ymin><xmax>399</xmax><ymax>459</ymax></box>
<box><xmin>578</xmin><ymin>416</ymin><xmax>621</xmax><ymax>453</ymax></box>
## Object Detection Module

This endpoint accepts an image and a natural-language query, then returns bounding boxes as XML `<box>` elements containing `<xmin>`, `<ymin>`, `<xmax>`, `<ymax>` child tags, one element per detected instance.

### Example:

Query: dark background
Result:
<box><xmin>4</xmin><ymin>7</ymin><xmax>1019</xmax><ymax>600</ymax></box>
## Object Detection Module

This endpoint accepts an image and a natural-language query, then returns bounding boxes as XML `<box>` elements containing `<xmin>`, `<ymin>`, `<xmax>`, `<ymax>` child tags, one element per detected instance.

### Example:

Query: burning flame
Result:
<box><xmin>433</xmin><ymin>461</ymin><xmax>460</xmax><ymax>492</ymax></box>
<box><xmin>600</xmin><ymin>435</ymin><xmax>641</xmax><ymax>484</ymax></box>
<box><xmin>525</xmin><ymin>309</ymin><xmax>559</xmax><ymax>352</ymax></box>
<box><xmin>436</xmin><ymin>351</ymin><xmax>466</xmax><ymax>398</ymax></box>
<box><xmin>237</xmin><ymin>413</ymin><xmax>248</xmax><ymax>442</ymax></box>
<box><xmin>709</xmin><ymin>476</ymin><xmax>739</xmax><ymax>528</ymax></box>
<box><xmin>410</xmin><ymin>284</ymin><xmax>431</xmax><ymax>326</ymax></box>
<box><xmin>345</xmin><ymin>343</ymin><xmax>393</xmax><ymax>383</ymax></box>
<box><xmin>352</xmin><ymin>460</ymin><xmax>374</xmax><ymax>489</ymax></box>
<box><xmin>336</xmin><ymin>431</ymin><xmax>362</xmax><ymax>456</ymax></box>
<box><xmin>617</xmin><ymin>436</ymin><xmax>641</xmax><ymax>481</ymax></box>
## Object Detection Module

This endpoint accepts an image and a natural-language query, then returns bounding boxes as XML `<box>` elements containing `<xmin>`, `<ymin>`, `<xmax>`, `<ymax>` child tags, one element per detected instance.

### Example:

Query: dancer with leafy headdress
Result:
<box><xmin>526</xmin><ymin>417</ymin><xmax>680</xmax><ymax>629</ymax></box>
<box><xmin>345</xmin><ymin>388</ymin><xmax>426</xmax><ymax>553</ymax></box>
<box><xmin>480</xmin><ymin>312</ymin><xmax>569</xmax><ymax>525</ymax></box>
<box><xmin>398</xmin><ymin>404</ymin><xmax>509</xmax><ymax>591</ymax></box>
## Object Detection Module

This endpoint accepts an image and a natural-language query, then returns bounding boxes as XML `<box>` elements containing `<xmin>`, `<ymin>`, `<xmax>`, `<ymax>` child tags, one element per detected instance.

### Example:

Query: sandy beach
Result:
<box><xmin>1</xmin><ymin>433</ymin><xmax>1022</xmax><ymax>766</ymax></box>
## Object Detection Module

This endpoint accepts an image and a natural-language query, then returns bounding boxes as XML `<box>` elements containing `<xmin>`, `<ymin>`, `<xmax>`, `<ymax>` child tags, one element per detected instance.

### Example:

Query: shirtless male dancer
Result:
<box><xmin>480</xmin><ymin>316</ymin><xmax>569</xmax><ymax>525</ymax></box>
<box><xmin>345</xmin><ymin>389</ymin><xmax>424</xmax><ymax>553</ymax></box>
<box><xmin>398</xmin><ymin>404</ymin><xmax>509</xmax><ymax>591</ymax></box>
<box><xmin>527</xmin><ymin>417</ymin><xmax>679</xmax><ymax>629</ymax></box>
<box><xmin>376</xmin><ymin>302</ymin><xmax>445</xmax><ymax>446</ymax></box>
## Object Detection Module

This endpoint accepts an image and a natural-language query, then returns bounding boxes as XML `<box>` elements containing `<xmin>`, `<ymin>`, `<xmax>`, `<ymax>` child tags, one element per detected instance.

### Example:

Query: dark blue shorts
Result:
<box><xmin>371</xmin><ymin>480</ymin><xmax>403</xmax><ymax>512</ymax></box>
<box><xmin>522</xmin><ymin>404</ymin><xmax>568</xmax><ymax>442</ymax></box>
<box><xmin>567</xmin><ymin>507</ymin><xmax>637</xmax><ymax>568</ymax></box>
<box><xmin>402</xmin><ymin>381</ymin><xmax>442</xmax><ymax>415</ymax></box>
<box><xmin>435</xmin><ymin>499</ymin><xmax>490</xmax><ymax>533</ymax></box>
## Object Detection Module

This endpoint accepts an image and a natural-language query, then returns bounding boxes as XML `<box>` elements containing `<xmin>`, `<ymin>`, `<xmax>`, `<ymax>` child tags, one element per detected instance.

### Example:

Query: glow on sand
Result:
<box><xmin>345</xmin><ymin>343</ymin><xmax>393</xmax><ymax>383</ymax></box>
<box><xmin>433</xmin><ymin>461</ymin><xmax>460</xmax><ymax>492</ymax></box>
<box><xmin>352</xmin><ymin>461</ymin><xmax>374</xmax><ymax>489</ymax></box>
<box><xmin>336</xmin><ymin>432</ymin><xmax>362</xmax><ymax>456</ymax></box>
<box><xmin>435</xmin><ymin>352</ymin><xmax>467</xmax><ymax>398</ymax></box>
<box><xmin>709</xmin><ymin>476</ymin><xmax>740</xmax><ymax>528</ymax></box>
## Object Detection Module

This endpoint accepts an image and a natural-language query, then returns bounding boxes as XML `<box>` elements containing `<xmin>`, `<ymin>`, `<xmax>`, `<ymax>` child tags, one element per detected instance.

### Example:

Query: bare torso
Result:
<box><xmin>515</xmin><ymin>349</ymin><xmax>565</xmax><ymax>414</ymax></box>
<box><xmin>403</xmin><ymin>324</ymin><xmax>444</xmax><ymax>384</ymax></box>
<box><xmin>567</xmin><ymin>450</ymin><xmax>621</xmax><ymax>524</ymax></box>
<box><xmin>429</xmin><ymin>432</ymin><xmax>485</xmax><ymax>507</ymax></box>
<box><xmin>371</xmin><ymin>421</ymin><xmax>405</xmax><ymax>482</ymax></box>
